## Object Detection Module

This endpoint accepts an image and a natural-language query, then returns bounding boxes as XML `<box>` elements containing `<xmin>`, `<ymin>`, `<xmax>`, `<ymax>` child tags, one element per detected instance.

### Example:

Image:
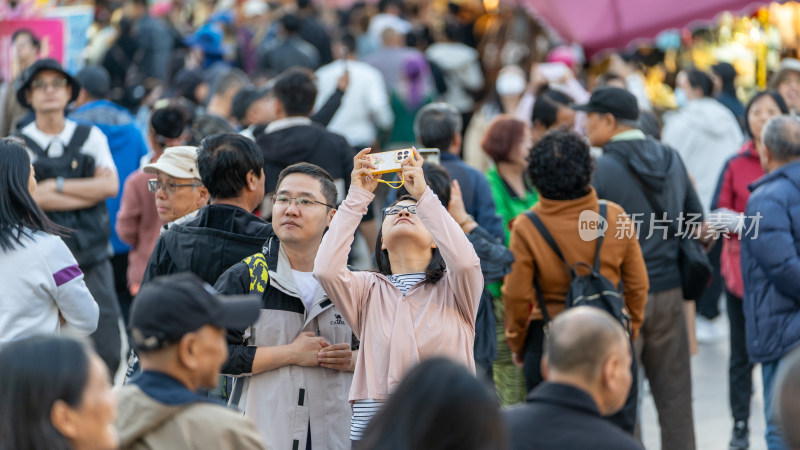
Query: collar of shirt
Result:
<box><xmin>266</xmin><ymin>116</ymin><xmax>313</xmax><ymax>134</ymax></box>
<box><xmin>22</xmin><ymin>119</ymin><xmax>78</xmax><ymax>153</ymax></box>
<box><xmin>610</xmin><ymin>129</ymin><xmax>646</xmax><ymax>142</ymax></box>
<box><xmin>133</xmin><ymin>370</ymin><xmax>219</xmax><ymax>406</ymax></box>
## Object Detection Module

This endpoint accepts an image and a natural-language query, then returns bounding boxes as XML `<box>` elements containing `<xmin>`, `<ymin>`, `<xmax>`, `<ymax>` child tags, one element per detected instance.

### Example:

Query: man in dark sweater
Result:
<box><xmin>578</xmin><ymin>87</ymin><xmax>703</xmax><ymax>450</ymax></box>
<box><xmin>504</xmin><ymin>307</ymin><xmax>643</xmax><ymax>450</ymax></box>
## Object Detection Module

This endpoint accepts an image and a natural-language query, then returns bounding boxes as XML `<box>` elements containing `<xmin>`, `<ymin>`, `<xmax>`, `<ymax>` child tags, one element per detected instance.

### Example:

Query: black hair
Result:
<box><xmin>197</xmin><ymin>133</ymin><xmax>263</xmax><ymax>200</ymax></box>
<box><xmin>0</xmin><ymin>336</ymin><xmax>92</xmax><ymax>450</ymax></box>
<box><xmin>272</xmin><ymin>67</ymin><xmax>317</xmax><ymax>117</ymax></box>
<box><xmin>685</xmin><ymin>69</ymin><xmax>714</xmax><ymax>98</ymax></box>
<box><xmin>151</xmin><ymin>103</ymin><xmax>191</xmax><ymax>140</ymax></box>
<box><xmin>297</xmin><ymin>0</ymin><xmax>312</xmax><ymax>9</ymax></box>
<box><xmin>378</xmin><ymin>0</ymin><xmax>402</xmax><ymax>13</ymax></box>
<box><xmin>444</xmin><ymin>19</ymin><xmax>462</xmax><ymax>42</ymax></box>
<box><xmin>711</xmin><ymin>62</ymin><xmax>738</xmax><ymax>97</ymax></box>
<box><xmin>375</xmin><ymin>195</ymin><xmax>446</xmax><ymax>285</ymax></box>
<box><xmin>414</xmin><ymin>103</ymin><xmax>462</xmax><ymax>152</ymax></box>
<box><xmin>358</xmin><ymin>358</ymin><xmax>507</xmax><ymax>450</ymax></box>
<box><xmin>531</xmin><ymin>87</ymin><xmax>574</xmax><ymax>128</ymax></box>
<box><xmin>397</xmin><ymin>162</ymin><xmax>451</xmax><ymax>208</ymax></box>
<box><xmin>11</xmin><ymin>29</ymin><xmax>40</xmax><ymax>50</ymax></box>
<box><xmin>744</xmin><ymin>90</ymin><xmax>789</xmax><ymax>139</ymax></box>
<box><xmin>527</xmin><ymin>130</ymin><xmax>594</xmax><ymax>201</ymax></box>
<box><xmin>281</xmin><ymin>13</ymin><xmax>302</xmax><ymax>34</ymax></box>
<box><xmin>0</xmin><ymin>138</ymin><xmax>64</xmax><ymax>252</ymax></box>
<box><xmin>276</xmin><ymin>162</ymin><xmax>338</xmax><ymax>207</ymax></box>
<box><xmin>339</xmin><ymin>34</ymin><xmax>357</xmax><ymax>56</ymax></box>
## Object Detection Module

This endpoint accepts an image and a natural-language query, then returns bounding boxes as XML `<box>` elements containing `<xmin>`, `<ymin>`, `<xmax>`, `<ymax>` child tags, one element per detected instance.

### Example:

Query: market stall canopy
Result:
<box><xmin>525</xmin><ymin>0</ymin><xmax>782</xmax><ymax>56</ymax></box>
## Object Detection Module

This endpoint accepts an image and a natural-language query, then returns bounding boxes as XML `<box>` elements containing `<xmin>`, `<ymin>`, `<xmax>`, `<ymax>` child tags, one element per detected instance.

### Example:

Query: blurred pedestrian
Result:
<box><xmin>583</xmin><ymin>87</ymin><xmax>702</xmax><ymax>449</ymax></box>
<box><xmin>143</xmin><ymin>146</ymin><xmax>209</xmax><ymax>228</ymax></box>
<box><xmin>15</xmin><ymin>58</ymin><xmax>122</xmax><ymax>376</ymax></box>
<box><xmin>504</xmin><ymin>308</ymin><xmax>643</xmax><ymax>450</ymax></box>
<box><xmin>117</xmin><ymin>273</ymin><xmax>264</xmax><ymax>450</ymax></box>
<box><xmin>0</xmin><ymin>138</ymin><xmax>98</xmax><ymax>346</ymax></box>
<box><xmin>259</xmin><ymin>13</ymin><xmax>320</xmax><ymax>76</ymax></box>
<box><xmin>358</xmin><ymin>358</ymin><xmax>507</xmax><ymax>450</ymax></box>
<box><xmin>314</xmin><ymin>149</ymin><xmax>482</xmax><ymax>446</ymax></box>
<box><xmin>713</xmin><ymin>90</ymin><xmax>788</xmax><ymax>450</ymax></box>
<box><xmin>116</xmin><ymin>103</ymin><xmax>189</xmax><ymax>297</ymax></box>
<box><xmin>71</xmin><ymin>65</ymin><xmax>150</xmax><ymax>316</ymax></box>
<box><xmin>0</xmin><ymin>29</ymin><xmax>39</xmax><ymax>136</ymax></box>
<box><xmin>0</xmin><ymin>336</ymin><xmax>118</xmax><ymax>450</ymax></box>
<box><xmin>774</xmin><ymin>346</ymin><xmax>800</xmax><ymax>450</ymax></box>
<box><xmin>479</xmin><ymin>114</ymin><xmax>537</xmax><ymax>406</ymax></box>
<box><xmin>711</xmin><ymin>62</ymin><xmax>745</xmax><ymax>129</ymax></box>
<box><xmin>315</xmin><ymin>34</ymin><xmax>393</xmax><ymax>150</ymax></box>
<box><xmin>769</xmin><ymin>58</ymin><xmax>800</xmax><ymax>114</ymax></box>
<box><xmin>742</xmin><ymin>115</ymin><xmax>800</xmax><ymax>450</ymax></box>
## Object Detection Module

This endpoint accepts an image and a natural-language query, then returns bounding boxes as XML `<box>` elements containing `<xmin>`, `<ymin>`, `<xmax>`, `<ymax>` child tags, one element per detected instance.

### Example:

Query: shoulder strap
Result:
<box><xmin>64</xmin><ymin>124</ymin><xmax>92</xmax><ymax>157</ymax></box>
<box><xmin>14</xmin><ymin>132</ymin><xmax>48</xmax><ymax>158</ymax></box>
<box><xmin>243</xmin><ymin>252</ymin><xmax>269</xmax><ymax>294</ymax></box>
<box><xmin>524</xmin><ymin>210</ymin><xmax>570</xmax><ymax>270</ymax></box>
<box><xmin>593</xmin><ymin>201</ymin><xmax>607</xmax><ymax>271</ymax></box>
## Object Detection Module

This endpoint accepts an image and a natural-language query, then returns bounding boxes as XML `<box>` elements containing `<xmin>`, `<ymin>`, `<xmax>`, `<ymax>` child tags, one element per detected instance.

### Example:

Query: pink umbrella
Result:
<box><xmin>524</xmin><ymin>0</ymin><xmax>779</xmax><ymax>56</ymax></box>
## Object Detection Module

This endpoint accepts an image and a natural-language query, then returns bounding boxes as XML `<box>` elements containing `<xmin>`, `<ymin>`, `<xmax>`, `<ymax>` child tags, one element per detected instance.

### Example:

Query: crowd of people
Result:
<box><xmin>4</xmin><ymin>0</ymin><xmax>800</xmax><ymax>449</ymax></box>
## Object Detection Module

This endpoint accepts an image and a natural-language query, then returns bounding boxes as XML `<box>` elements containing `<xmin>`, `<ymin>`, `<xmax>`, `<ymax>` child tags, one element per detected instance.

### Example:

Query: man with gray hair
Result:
<box><xmin>413</xmin><ymin>102</ymin><xmax>503</xmax><ymax>242</ymax></box>
<box><xmin>504</xmin><ymin>307</ymin><xmax>643</xmax><ymax>450</ymax></box>
<box><xmin>742</xmin><ymin>114</ymin><xmax>800</xmax><ymax>450</ymax></box>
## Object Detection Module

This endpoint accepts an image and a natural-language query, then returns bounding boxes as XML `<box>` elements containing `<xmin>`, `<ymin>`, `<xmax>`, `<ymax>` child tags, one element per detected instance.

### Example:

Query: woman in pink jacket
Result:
<box><xmin>314</xmin><ymin>149</ymin><xmax>483</xmax><ymax>446</ymax></box>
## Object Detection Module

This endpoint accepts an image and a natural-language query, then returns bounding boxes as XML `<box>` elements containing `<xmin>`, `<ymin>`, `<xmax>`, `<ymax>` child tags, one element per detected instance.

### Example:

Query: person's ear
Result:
<box><xmin>326</xmin><ymin>208</ymin><xmax>336</xmax><ymax>226</ymax></box>
<box><xmin>50</xmin><ymin>399</ymin><xmax>79</xmax><ymax>440</ymax></box>
<box><xmin>247</xmin><ymin>169</ymin><xmax>263</xmax><ymax>192</ymax></box>
<box><xmin>380</xmin><ymin>236</ymin><xmax>386</xmax><ymax>251</ymax></box>
<box><xmin>451</xmin><ymin>133</ymin><xmax>462</xmax><ymax>152</ymax></box>
<box><xmin>178</xmin><ymin>334</ymin><xmax>199</xmax><ymax>370</ymax></box>
<box><xmin>197</xmin><ymin>186</ymin><xmax>210</xmax><ymax>207</ymax></box>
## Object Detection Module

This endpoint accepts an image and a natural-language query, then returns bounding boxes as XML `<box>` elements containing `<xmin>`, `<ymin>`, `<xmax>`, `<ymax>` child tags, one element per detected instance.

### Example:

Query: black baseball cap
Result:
<box><xmin>571</xmin><ymin>87</ymin><xmax>639</xmax><ymax>121</ymax></box>
<box><xmin>74</xmin><ymin>65</ymin><xmax>111</xmax><ymax>99</ymax></box>
<box><xmin>16</xmin><ymin>58</ymin><xmax>81</xmax><ymax>108</ymax></box>
<box><xmin>129</xmin><ymin>272</ymin><xmax>260</xmax><ymax>352</ymax></box>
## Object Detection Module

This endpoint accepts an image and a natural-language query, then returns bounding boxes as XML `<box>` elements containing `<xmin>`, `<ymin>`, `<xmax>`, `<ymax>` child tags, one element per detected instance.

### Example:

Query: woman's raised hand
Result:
<box><xmin>351</xmin><ymin>148</ymin><xmax>381</xmax><ymax>193</ymax></box>
<box><xmin>401</xmin><ymin>148</ymin><xmax>426</xmax><ymax>199</ymax></box>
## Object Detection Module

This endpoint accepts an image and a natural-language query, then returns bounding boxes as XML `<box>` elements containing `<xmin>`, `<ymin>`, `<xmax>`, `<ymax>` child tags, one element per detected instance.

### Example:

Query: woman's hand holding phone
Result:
<box><xmin>400</xmin><ymin>149</ymin><xmax>426</xmax><ymax>199</ymax></box>
<box><xmin>351</xmin><ymin>148</ymin><xmax>382</xmax><ymax>193</ymax></box>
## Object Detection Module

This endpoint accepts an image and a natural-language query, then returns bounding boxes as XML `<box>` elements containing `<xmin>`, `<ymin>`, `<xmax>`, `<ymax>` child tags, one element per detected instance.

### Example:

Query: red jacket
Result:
<box><xmin>715</xmin><ymin>140</ymin><xmax>764</xmax><ymax>297</ymax></box>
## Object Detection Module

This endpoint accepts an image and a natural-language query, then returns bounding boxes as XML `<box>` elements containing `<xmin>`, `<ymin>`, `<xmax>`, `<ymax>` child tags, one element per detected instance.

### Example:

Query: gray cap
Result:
<box><xmin>74</xmin><ymin>66</ymin><xmax>111</xmax><ymax>99</ymax></box>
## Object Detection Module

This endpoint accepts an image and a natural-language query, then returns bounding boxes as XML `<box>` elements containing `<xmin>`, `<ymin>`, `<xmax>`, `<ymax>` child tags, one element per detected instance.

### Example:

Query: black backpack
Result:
<box><xmin>16</xmin><ymin>125</ymin><xmax>111</xmax><ymax>268</ymax></box>
<box><xmin>524</xmin><ymin>201</ymin><xmax>631</xmax><ymax>334</ymax></box>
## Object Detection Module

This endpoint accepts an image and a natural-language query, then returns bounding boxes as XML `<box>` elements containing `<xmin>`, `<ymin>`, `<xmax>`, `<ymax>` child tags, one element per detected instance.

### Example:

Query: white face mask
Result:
<box><xmin>674</xmin><ymin>88</ymin><xmax>688</xmax><ymax>108</ymax></box>
<box><xmin>496</xmin><ymin>72</ymin><xmax>526</xmax><ymax>96</ymax></box>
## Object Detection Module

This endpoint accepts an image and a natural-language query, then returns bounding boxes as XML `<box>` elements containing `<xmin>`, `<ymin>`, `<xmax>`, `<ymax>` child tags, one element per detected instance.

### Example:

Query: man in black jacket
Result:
<box><xmin>504</xmin><ymin>307</ymin><xmax>642</xmax><ymax>450</ymax></box>
<box><xmin>579</xmin><ymin>87</ymin><xmax>703</xmax><ymax>450</ymax></box>
<box><xmin>143</xmin><ymin>133</ymin><xmax>272</xmax><ymax>286</ymax></box>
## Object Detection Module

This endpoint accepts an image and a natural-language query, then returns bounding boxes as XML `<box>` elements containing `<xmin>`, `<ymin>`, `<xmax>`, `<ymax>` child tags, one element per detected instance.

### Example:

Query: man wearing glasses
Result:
<box><xmin>215</xmin><ymin>162</ymin><xmax>355</xmax><ymax>450</ymax></box>
<box><xmin>14</xmin><ymin>58</ymin><xmax>123</xmax><ymax>378</ymax></box>
<box><xmin>141</xmin><ymin>146</ymin><xmax>209</xmax><ymax>231</ymax></box>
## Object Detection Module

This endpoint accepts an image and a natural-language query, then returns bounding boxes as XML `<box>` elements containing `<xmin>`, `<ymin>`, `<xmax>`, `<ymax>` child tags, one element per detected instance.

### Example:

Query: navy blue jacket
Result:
<box><xmin>440</xmin><ymin>152</ymin><xmax>504</xmax><ymax>242</ymax></box>
<box><xmin>742</xmin><ymin>160</ymin><xmax>800</xmax><ymax>363</ymax></box>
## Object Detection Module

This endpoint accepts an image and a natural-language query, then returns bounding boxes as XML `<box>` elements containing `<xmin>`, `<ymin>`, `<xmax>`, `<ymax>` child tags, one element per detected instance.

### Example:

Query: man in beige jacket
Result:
<box><xmin>116</xmin><ymin>273</ymin><xmax>265</xmax><ymax>450</ymax></box>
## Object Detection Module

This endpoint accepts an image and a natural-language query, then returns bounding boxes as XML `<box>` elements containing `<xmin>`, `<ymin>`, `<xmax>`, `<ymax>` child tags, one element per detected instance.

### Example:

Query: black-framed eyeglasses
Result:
<box><xmin>272</xmin><ymin>194</ymin><xmax>334</xmax><ymax>209</ymax></box>
<box><xmin>383</xmin><ymin>204</ymin><xmax>417</xmax><ymax>216</ymax></box>
<box><xmin>30</xmin><ymin>78</ymin><xmax>68</xmax><ymax>91</ymax></box>
<box><xmin>147</xmin><ymin>179</ymin><xmax>202</xmax><ymax>194</ymax></box>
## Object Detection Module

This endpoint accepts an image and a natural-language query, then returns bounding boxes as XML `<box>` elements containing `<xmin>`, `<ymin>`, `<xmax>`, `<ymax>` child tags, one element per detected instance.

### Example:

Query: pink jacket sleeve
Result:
<box><xmin>415</xmin><ymin>187</ymin><xmax>483</xmax><ymax>327</ymax></box>
<box><xmin>313</xmin><ymin>186</ymin><xmax>378</xmax><ymax>338</ymax></box>
<box><xmin>115</xmin><ymin>174</ymin><xmax>143</xmax><ymax>247</ymax></box>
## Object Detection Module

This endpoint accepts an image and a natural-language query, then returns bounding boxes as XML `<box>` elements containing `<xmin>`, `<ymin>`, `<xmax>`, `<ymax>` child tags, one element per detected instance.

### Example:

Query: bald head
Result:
<box><xmin>775</xmin><ymin>347</ymin><xmax>800</xmax><ymax>448</ymax></box>
<box><xmin>546</xmin><ymin>307</ymin><xmax>628</xmax><ymax>382</ymax></box>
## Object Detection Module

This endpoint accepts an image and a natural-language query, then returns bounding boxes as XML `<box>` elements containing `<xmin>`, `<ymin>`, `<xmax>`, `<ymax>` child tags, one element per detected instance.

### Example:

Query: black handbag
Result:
<box><xmin>612</xmin><ymin>155</ymin><xmax>712</xmax><ymax>300</ymax></box>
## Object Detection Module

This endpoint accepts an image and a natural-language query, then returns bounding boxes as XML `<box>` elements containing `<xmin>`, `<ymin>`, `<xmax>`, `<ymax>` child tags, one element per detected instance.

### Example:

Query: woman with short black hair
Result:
<box><xmin>0</xmin><ymin>138</ymin><xmax>98</xmax><ymax>346</ymax></box>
